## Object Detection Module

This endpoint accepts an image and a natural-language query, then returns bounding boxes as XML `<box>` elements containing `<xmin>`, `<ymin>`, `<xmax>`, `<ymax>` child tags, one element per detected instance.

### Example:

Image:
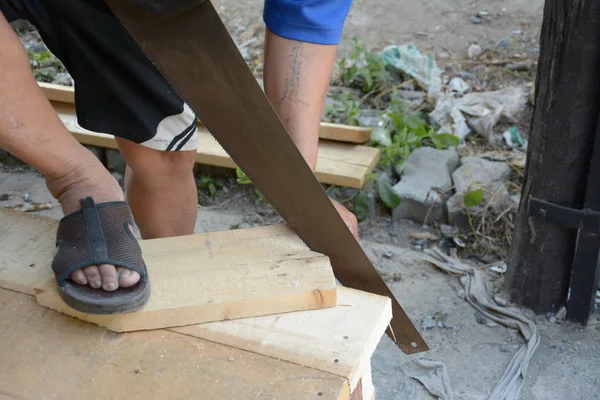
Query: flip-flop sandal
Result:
<box><xmin>52</xmin><ymin>197</ymin><xmax>150</xmax><ymax>314</ymax></box>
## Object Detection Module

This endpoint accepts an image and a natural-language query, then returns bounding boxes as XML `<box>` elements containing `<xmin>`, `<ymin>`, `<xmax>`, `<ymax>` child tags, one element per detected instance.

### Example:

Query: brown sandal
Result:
<box><xmin>52</xmin><ymin>197</ymin><xmax>150</xmax><ymax>314</ymax></box>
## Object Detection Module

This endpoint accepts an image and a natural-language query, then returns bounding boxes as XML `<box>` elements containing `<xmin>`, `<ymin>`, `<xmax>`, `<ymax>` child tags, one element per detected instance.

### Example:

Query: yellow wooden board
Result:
<box><xmin>39</xmin><ymin>82</ymin><xmax>371</xmax><ymax>143</ymax></box>
<box><xmin>33</xmin><ymin>224</ymin><xmax>337</xmax><ymax>332</ymax></box>
<box><xmin>0</xmin><ymin>289</ymin><xmax>349</xmax><ymax>400</ymax></box>
<box><xmin>174</xmin><ymin>287</ymin><xmax>391</xmax><ymax>391</ymax></box>
<box><xmin>51</xmin><ymin>102</ymin><xmax>379</xmax><ymax>188</ymax></box>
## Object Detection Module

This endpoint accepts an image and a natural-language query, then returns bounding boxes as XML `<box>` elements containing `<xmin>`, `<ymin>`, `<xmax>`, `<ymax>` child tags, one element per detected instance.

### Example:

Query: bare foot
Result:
<box><xmin>46</xmin><ymin>158</ymin><xmax>141</xmax><ymax>291</ymax></box>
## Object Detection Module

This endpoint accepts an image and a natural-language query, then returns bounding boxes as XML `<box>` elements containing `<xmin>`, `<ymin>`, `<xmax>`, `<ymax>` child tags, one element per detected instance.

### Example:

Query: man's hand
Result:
<box><xmin>330</xmin><ymin>198</ymin><xmax>358</xmax><ymax>240</ymax></box>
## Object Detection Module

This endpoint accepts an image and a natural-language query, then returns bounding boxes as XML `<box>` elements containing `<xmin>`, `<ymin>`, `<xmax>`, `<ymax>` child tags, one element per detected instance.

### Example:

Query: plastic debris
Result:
<box><xmin>430</xmin><ymin>87</ymin><xmax>528</xmax><ymax>141</ymax></box>
<box><xmin>381</xmin><ymin>44</ymin><xmax>442</xmax><ymax>98</ymax></box>
<box><xmin>503</xmin><ymin>126</ymin><xmax>527</xmax><ymax>149</ymax></box>
<box><xmin>490</xmin><ymin>263</ymin><xmax>508</xmax><ymax>274</ymax></box>
<box><xmin>448</xmin><ymin>77</ymin><xmax>470</xmax><ymax>94</ymax></box>
<box><xmin>467</xmin><ymin>43</ymin><xmax>482</xmax><ymax>59</ymax></box>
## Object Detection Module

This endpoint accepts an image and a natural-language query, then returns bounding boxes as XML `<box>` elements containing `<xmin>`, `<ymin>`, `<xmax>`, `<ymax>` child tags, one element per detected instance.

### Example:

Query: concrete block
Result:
<box><xmin>106</xmin><ymin>149</ymin><xmax>126</xmax><ymax>175</ymax></box>
<box><xmin>392</xmin><ymin>147</ymin><xmax>458</xmax><ymax>223</ymax></box>
<box><xmin>452</xmin><ymin>157</ymin><xmax>512</xmax><ymax>194</ymax></box>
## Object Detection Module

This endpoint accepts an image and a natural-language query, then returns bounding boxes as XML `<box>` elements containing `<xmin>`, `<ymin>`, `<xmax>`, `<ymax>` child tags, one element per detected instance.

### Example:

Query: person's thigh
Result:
<box><xmin>3</xmin><ymin>0</ymin><xmax>198</xmax><ymax>153</ymax></box>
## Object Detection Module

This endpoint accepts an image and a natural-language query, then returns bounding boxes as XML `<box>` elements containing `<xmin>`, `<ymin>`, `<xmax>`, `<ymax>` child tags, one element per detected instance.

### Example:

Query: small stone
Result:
<box><xmin>512</xmin><ymin>29</ymin><xmax>522</xmax><ymax>36</ymax></box>
<box><xmin>228</xmin><ymin>357</ymin><xmax>235</xmax><ymax>362</ymax></box>
<box><xmin>467</xmin><ymin>44</ymin><xmax>482</xmax><ymax>59</ymax></box>
<box><xmin>472</xmin><ymin>16</ymin><xmax>482</xmax><ymax>24</ymax></box>
<box><xmin>439</xmin><ymin>321</ymin><xmax>455</xmax><ymax>329</ymax></box>
<box><xmin>421</xmin><ymin>316</ymin><xmax>437</xmax><ymax>329</ymax></box>
<box><xmin>457</xmin><ymin>289</ymin><xmax>466</xmax><ymax>299</ymax></box>
<box><xmin>474</xmin><ymin>312</ymin><xmax>487</xmax><ymax>325</ymax></box>
<box><xmin>0</xmin><ymin>194</ymin><xmax>8</xmax><ymax>201</ymax></box>
<box><xmin>477</xmin><ymin>11</ymin><xmax>489</xmax><ymax>17</ymax></box>
<box><xmin>500</xmin><ymin>344</ymin><xmax>509</xmax><ymax>353</ymax></box>
<box><xmin>494</xmin><ymin>296</ymin><xmax>508</xmax><ymax>307</ymax></box>
<box><xmin>392</xmin><ymin>272</ymin><xmax>402</xmax><ymax>282</ymax></box>
<box><xmin>549</xmin><ymin>317</ymin><xmax>557</xmax><ymax>324</ymax></box>
<box><xmin>383</xmin><ymin>251</ymin><xmax>393</xmax><ymax>259</ymax></box>
<box><xmin>437</xmin><ymin>51</ymin><xmax>451</xmax><ymax>59</ymax></box>
<box><xmin>52</xmin><ymin>72</ymin><xmax>74</xmax><ymax>86</ymax></box>
<box><xmin>560</xmin><ymin>345</ymin><xmax>568</xmax><ymax>353</ymax></box>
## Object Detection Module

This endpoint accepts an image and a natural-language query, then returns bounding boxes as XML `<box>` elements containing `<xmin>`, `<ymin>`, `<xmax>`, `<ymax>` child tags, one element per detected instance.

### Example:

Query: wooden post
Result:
<box><xmin>507</xmin><ymin>0</ymin><xmax>600</xmax><ymax>313</ymax></box>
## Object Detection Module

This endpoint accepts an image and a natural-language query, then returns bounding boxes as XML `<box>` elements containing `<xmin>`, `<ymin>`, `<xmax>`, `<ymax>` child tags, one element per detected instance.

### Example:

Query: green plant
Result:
<box><xmin>236</xmin><ymin>167</ymin><xmax>265</xmax><ymax>202</ymax></box>
<box><xmin>376</xmin><ymin>99</ymin><xmax>459</xmax><ymax>175</ymax></box>
<box><xmin>27</xmin><ymin>51</ymin><xmax>67</xmax><ymax>83</ymax></box>
<box><xmin>196</xmin><ymin>176</ymin><xmax>224</xmax><ymax>197</ymax></box>
<box><xmin>325</xmin><ymin>92</ymin><xmax>361</xmax><ymax>126</ymax></box>
<box><xmin>338</xmin><ymin>37</ymin><xmax>388</xmax><ymax>94</ymax></box>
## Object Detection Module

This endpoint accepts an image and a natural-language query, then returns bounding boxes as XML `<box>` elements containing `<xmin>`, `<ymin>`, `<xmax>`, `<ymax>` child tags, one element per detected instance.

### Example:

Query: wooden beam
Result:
<box><xmin>507</xmin><ymin>0</ymin><xmax>600</xmax><ymax>313</ymax></box>
<box><xmin>39</xmin><ymin>82</ymin><xmax>371</xmax><ymax>143</ymax></box>
<box><xmin>0</xmin><ymin>289</ymin><xmax>349</xmax><ymax>400</ymax></box>
<box><xmin>52</xmin><ymin>102</ymin><xmax>379</xmax><ymax>189</ymax></box>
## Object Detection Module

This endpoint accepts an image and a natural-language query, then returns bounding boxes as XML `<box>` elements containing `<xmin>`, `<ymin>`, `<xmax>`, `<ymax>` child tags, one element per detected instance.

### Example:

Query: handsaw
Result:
<box><xmin>104</xmin><ymin>0</ymin><xmax>428</xmax><ymax>354</ymax></box>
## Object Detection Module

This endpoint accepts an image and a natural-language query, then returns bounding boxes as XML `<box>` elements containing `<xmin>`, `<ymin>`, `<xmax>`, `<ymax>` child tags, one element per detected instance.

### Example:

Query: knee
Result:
<box><xmin>118</xmin><ymin>139</ymin><xmax>196</xmax><ymax>180</ymax></box>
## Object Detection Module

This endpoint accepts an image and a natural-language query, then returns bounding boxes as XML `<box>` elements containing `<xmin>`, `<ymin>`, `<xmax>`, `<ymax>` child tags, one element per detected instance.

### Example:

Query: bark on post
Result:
<box><xmin>507</xmin><ymin>0</ymin><xmax>600</xmax><ymax>313</ymax></box>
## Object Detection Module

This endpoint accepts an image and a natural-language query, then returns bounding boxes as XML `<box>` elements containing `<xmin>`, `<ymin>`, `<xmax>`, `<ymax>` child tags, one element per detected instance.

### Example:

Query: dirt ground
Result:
<box><xmin>3</xmin><ymin>0</ymin><xmax>600</xmax><ymax>399</ymax></box>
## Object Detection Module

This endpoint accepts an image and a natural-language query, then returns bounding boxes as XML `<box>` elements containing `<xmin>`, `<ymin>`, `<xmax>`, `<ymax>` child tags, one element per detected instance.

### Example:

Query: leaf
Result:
<box><xmin>353</xmin><ymin>190</ymin><xmax>372</xmax><ymax>222</ymax></box>
<box><xmin>431</xmin><ymin>133</ymin><xmax>460</xmax><ymax>149</ymax></box>
<box><xmin>236</xmin><ymin>167</ymin><xmax>252</xmax><ymax>185</ymax></box>
<box><xmin>404</xmin><ymin>114</ymin><xmax>427</xmax><ymax>137</ymax></box>
<box><xmin>377</xmin><ymin>179</ymin><xmax>401</xmax><ymax>209</ymax></box>
<box><xmin>463</xmin><ymin>188</ymin><xmax>484</xmax><ymax>208</ymax></box>
<box><xmin>394</xmin><ymin>159</ymin><xmax>408</xmax><ymax>175</ymax></box>
<box><xmin>208</xmin><ymin>182</ymin><xmax>216</xmax><ymax>197</ymax></box>
<box><xmin>371</xmin><ymin>126</ymin><xmax>392</xmax><ymax>147</ymax></box>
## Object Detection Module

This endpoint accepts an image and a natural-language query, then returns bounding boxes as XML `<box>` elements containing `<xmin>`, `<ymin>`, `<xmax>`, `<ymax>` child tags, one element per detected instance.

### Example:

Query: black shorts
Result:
<box><xmin>1</xmin><ymin>0</ymin><xmax>198</xmax><ymax>151</ymax></box>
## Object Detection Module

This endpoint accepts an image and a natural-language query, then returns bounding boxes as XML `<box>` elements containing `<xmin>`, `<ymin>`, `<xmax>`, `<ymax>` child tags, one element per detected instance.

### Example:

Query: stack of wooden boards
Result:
<box><xmin>0</xmin><ymin>208</ymin><xmax>393</xmax><ymax>399</ymax></box>
<box><xmin>40</xmin><ymin>82</ymin><xmax>380</xmax><ymax>189</ymax></box>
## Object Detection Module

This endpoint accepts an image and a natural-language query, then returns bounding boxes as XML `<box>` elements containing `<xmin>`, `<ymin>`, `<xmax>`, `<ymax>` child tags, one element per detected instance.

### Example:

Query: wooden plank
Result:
<box><xmin>0</xmin><ymin>288</ymin><xmax>349</xmax><ymax>400</ymax></box>
<box><xmin>361</xmin><ymin>362</ymin><xmax>375</xmax><ymax>400</ymax></box>
<box><xmin>40</xmin><ymin>82</ymin><xmax>371</xmax><ymax>143</ymax></box>
<box><xmin>319</xmin><ymin>122</ymin><xmax>371</xmax><ymax>143</ymax></box>
<box><xmin>173</xmin><ymin>286</ymin><xmax>391</xmax><ymax>390</ymax></box>
<box><xmin>38</xmin><ymin>81</ymin><xmax>75</xmax><ymax>103</ymax></box>
<box><xmin>33</xmin><ymin>224</ymin><xmax>337</xmax><ymax>332</ymax></box>
<box><xmin>52</xmin><ymin>102</ymin><xmax>378</xmax><ymax>188</ymax></box>
<box><xmin>0</xmin><ymin>208</ymin><xmax>58</xmax><ymax>295</ymax></box>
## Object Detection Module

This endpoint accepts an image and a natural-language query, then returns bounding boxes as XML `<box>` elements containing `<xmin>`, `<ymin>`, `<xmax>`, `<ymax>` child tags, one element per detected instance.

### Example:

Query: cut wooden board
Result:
<box><xmin>173</xmin><ymin>286</ymin><xmax>391</xmax><ymax>391</ymax></box>
<box><xmin>51</xmin><ymin>102</ymin><xmax>379</xmax><ymax>188</ymax></box>
<box><xmin>40</xmin><ymin>82</ymin><xmax>371</xmax><ymax>143</ymax></box>
<box><xmin>33</xmin><ymin>224</ymin><xmax>337</xmax><ymax>331</ymax></box>
<box><xmin>0</xmin><ymin>208</ymin><xmax>57</xmax><ymax>295</ymax></box>
<box><xmin>0</xmin><ymin>288</ymin><xmax>350</xmax><ymax>400</ymax></box>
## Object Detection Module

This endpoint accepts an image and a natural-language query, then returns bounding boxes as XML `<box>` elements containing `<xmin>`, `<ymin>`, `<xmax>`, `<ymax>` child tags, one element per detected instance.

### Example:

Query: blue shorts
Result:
<box><xmin>264</xmin><ymin>0</ymin><xmax>353</xmax><ymax>45</ymax></box>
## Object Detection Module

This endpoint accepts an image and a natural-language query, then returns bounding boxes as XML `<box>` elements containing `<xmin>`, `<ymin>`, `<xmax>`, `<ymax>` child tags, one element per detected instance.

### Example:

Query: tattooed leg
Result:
<box><xmin>262</xmin><ymin>28</ymin><xmax>358</xmax><ymax>239</ymax></box>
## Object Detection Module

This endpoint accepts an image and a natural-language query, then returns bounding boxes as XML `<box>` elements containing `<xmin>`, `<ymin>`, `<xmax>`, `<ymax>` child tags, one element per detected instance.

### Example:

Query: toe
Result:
<box><xmin>116</xmin><ymin>266</ymin><xmax>141</xmax><ymax>288</ymax></box>
<box><xmin>99</xmin><ymin>264</ymin><xmax>119</xmax><ymax>291</ymax></box>
<box><xmin>83</xmin><ymin>265</ymin><xmax>102</xmax><ymax>289</ymax></box>
<box><xmin>70</xmin><ymin>269</ymin><xmax>88</xmax><ymax>286</ymax></box>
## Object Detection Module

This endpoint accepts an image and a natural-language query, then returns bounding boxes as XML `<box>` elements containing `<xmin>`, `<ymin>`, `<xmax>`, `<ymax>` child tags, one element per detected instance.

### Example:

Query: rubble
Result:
<box><xmin>392</xmin><ymin>147</ymin><xmax>459</xmax><ymax>223</ymax></box>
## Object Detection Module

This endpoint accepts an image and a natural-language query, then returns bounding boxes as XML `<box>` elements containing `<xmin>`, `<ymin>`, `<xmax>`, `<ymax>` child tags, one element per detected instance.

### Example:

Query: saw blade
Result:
<box><xmin>105</xmin><ymin>0</ymin><xmax>428</xmax><ymax>354</ymax></box>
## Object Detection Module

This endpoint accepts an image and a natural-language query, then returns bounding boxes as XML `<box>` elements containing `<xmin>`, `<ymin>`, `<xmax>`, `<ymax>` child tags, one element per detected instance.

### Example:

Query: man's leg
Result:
<box><xmin>0</xmin><ymin>12</ymin><xmax>137</xmax><ymax>291</ymax></box>
<box><xmin>116</xmin><ymin>138</ymin><xmax>197</xmax><ymax>240</ymax></box>
<box><xmin>263</xmin><ymin>29</ymin><xmax>358</xmax><ymax>238</ymax></box>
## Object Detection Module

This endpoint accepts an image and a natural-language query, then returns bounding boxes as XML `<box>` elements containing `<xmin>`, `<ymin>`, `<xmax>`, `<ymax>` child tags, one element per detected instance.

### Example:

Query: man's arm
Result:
<box><xmin>262</xmin><ymin>29</ymin><xmax>358</xmax><ymax>239</ymax></box>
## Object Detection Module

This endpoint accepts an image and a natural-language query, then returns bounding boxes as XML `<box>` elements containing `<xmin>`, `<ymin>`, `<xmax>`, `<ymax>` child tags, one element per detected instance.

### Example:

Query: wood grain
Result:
<box><xmin>173</xmin><ymin>286</ymin><xmax>391</xmax><ymax>390</ymax></box>
<box><xmin>33</xmin><ymin>224</ymin><xmax>337</xmax><ymax>331</ymax></box>
<box><xmin>0</xmin><ymin>289</ymin><xmax>349</xmax><ymax>400</ymax></box>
